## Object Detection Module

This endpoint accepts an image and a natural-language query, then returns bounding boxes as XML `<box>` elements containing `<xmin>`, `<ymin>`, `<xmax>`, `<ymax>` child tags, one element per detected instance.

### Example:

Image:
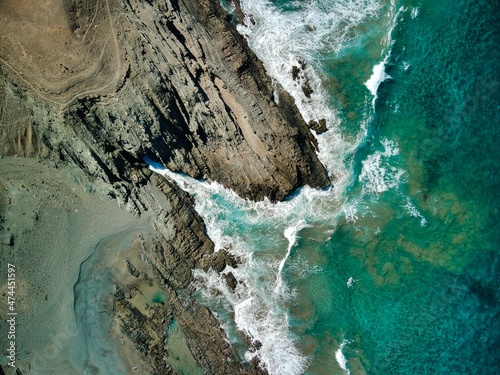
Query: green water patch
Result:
<box><xmin>165</xmin><ymin>320</ymin><xmax>204</xmax><ymax>375</ymax></box>
<box><xmin>151</xmin><ymin>290</ymin><xmax>166</xmax><ymax>305</ymax></box>
<box><xmin>288</xmin><ymin>213</ymin><xmax>499</xmax><ymax>373</ymax></box>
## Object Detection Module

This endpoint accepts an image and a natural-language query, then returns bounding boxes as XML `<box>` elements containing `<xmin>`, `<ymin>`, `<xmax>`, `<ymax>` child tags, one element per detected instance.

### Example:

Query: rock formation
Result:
<box><xmin>0</xmin><ymin>0</ymin><xmax>329</xmax><ymax>373</ymax></box>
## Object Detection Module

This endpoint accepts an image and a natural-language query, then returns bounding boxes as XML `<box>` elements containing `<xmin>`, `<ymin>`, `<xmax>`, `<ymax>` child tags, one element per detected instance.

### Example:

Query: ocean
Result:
<box><xmin>153</xmin><ymin>0</ymin><xmax>500</xmax><ymax>373</ymax></box>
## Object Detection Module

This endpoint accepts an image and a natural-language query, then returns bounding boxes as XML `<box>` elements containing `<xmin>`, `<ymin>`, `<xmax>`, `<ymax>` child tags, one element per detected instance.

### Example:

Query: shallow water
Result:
<box><xmin>152</xmin><ymin>0</ymin><xmax>499</xmax><ymax>374</ymax></box>
<box><xmin>73</xmin><ymin>230</ymin><xmax>145</xmax><ymax>374</ymax></box>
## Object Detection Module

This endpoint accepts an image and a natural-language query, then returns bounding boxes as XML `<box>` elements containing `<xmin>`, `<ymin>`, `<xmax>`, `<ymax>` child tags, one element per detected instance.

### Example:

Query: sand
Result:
<box><xmin>0</xmin><ymin>157</ymin><xmax>154</xmax><ymax>373</ymax></box>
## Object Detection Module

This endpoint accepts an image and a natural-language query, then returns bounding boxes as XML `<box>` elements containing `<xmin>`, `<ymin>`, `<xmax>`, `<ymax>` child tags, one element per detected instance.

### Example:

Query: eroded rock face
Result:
<box><xmin>0</xmin><ymin>0</ymin><xmax>329</xmax><ymax>373</ymax></box>
<box><xmin>113</xmin><ymin>175</ymin><xmax>267</xmax><ymax>374</ymax></box>
<box><xmin>1</xmin><ymin>0</ymin><xmax>329</xmax><ymax>202</ymax></box>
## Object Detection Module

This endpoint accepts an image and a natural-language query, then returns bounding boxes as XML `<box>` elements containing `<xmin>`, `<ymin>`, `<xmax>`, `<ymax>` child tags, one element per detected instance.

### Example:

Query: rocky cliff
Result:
<box><xmin>0</xmin><ymin>0</ymin><xmax>329</xmax><ymax>373</ymax></box>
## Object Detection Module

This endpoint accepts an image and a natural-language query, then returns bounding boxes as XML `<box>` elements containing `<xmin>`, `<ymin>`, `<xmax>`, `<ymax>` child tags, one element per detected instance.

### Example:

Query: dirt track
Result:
<box><xmin>0</xmin><ymin>0</ymin><xmax>123</xmax><ymax>107</ymax></box>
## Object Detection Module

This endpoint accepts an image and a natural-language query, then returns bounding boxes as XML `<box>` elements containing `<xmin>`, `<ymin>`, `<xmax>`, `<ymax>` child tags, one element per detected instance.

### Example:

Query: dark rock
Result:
<box><xmin>253</xmin><ymin>340</ymin><xmax>262</xmax><ymax>351</ymax></box>
<box><xmin>308</xmin><ymin>118</ymin><xmax>328</xmax><ymax>134</ymax></box>
<box><xmin>251</xmin><ymin>355</ymin><xmax>261</xmax><ymax>368</ymax></box>
<box><xmin>223</xmin><ymin>272</ymin><xmax>238</xmax><ymax>292</ymax></box>
<box><xmin>302</xmin><ymin>83</ymin><xmax>314</xmax><ymax>98</ymax></box>
<box><xmin>6</xmin><ymin>235</ymin><xmax>14</xmax><ymax>247</ymax></box>
<box><xmin>125</xmin><ymin>260</ymin><xmax>141</xmax><ymax>278</ymax></box>
<box><xmin>203</xmin><ymin>248</ymin><xmax>240</xmax><ymax>273</ymax></box>
<box><xmin>112</xmin><ymin>285</ymin><xmax>126</xmax><ymax>301</ymax></box>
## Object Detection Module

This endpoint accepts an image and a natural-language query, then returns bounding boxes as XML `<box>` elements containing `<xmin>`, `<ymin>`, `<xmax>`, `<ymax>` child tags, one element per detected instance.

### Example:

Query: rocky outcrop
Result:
<box><xmin>0</xmin><ymin>0</ymin><xmax>330</xmax><ymax>373</ymax></box>
<box><xmin>1</xmin><ymin>0</ymin><xmax>329</xmax><ymax>203</ymax></box>
<box><xmin>110</xmin><ymin>174</ymin><xmax>266</xmax><ymax>374</ymax></box>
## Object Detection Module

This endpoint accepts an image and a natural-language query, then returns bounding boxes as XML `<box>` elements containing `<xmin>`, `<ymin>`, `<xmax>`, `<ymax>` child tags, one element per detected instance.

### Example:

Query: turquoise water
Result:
<box><xmin>289</xmin><ymin>1</ymin><xmax>500</xmax><ymax>373</ymax></box>
<box><xmin>152</xmin><ymin>290</ymin><xmax>166</xmax><ymax>304</ymax></box>
<box><xmin>154</xmin><ymin>0</ymin><xmax>499</xmax><ymax>374</ymax></box>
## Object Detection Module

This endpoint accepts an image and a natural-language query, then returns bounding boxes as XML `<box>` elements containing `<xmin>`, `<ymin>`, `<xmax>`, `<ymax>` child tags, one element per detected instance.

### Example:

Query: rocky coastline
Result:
<box><xmin>0</xmin><ymin>0</ymin><xmax>328</xmax><ymax>373</ymax></box>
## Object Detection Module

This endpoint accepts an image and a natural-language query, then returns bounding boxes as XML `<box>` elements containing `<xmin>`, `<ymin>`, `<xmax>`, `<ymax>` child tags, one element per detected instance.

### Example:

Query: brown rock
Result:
<box><xmin>0</xmin><ymin>0</ymin><xmax>332</xmax><ymax>373</ymax></box>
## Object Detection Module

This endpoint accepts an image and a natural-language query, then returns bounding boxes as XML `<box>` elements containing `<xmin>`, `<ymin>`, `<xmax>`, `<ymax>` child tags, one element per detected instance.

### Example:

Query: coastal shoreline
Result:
<box><xmin>0</xmin><ymin>0</ymin><xmax>330</xmax><ymax>373</ymax></box>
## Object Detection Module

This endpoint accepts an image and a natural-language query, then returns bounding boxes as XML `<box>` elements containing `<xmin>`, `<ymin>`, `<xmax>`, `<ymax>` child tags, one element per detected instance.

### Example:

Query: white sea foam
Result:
<box><xmin>359</xmin><ymin>138</ymin><xmax>405</xmax><ymax>195</ymax></box>
<box><xmin>347</xmin><ymin>277</ymin><xmax>357</xmax><ymax>289</ymax></box>
<box><xmin>365</xmin><ymin>60</ymin><xmax>390</xmax><ymax>97</ymax></box>
<box><xmin>194</xmin><ymin>255</ymin><xmax>309</xmax><ymax>375</ymax></box>
<box><xmin>343</xmin><ymin>202</ymin><xmax>359</xmax><ymax>223</ymax></box>
<box><xmin>365</xmin><ymin>57</ymin><xmax>391</xmax><ymax>107</ymax></box>
<box><xmin>144</xmin><ymin>1</ymin><xmax>406</xmax><ymax>373</ymax></box>
<box><xmin>381</xmin><ymin>138</ymin><xmax>400</xmax><ymax>157</ymax></box>
<box><xmin>411</xmin><ymin>7</ymin><xmax>420</xmax><ymax>19</ymax></box>
<box><xmin>276</xmin><ymin>220</ymin><xmax>310</xmax><ymax>294</ymax></box>
<box><xmin>404</xmin><ymin>197</ymin><xmax>428</xmax><ymax>227</ymax></box>
<box><xmin>364</xmin><ymin>4</ymin><xmax>408</xmax><ymax>107</ymax></box>
<box><xmin>335</xmin><ymin>339</ymin><xmax>351</xmax><ymax>375</ymax></box>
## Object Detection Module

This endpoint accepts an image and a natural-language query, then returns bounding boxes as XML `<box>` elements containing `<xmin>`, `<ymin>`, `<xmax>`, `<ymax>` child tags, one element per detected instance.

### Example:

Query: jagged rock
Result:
<box><xmin>112</xmin><ymin>285</ymin><xmax>126</xmax><ymax>301</ymax></box>
<box><xmin>203</xmin><ymin>247</ymin><xmax>240</xmax><ymax>273</ymax></box>
<box><xmin>309</xmin><ymin>118</ymin><xmax>328</xmax><ymax>134</ymax></box>
<box><xmin>254</xmin><ymin>340</ymin><xmax>263</xmax><ymax>351</ymax></box>
<box><xmin>0</xmin><ymin>0</ymin><xmax>331</xmax><ymax>373</ymax></box>
<box><xmin>302</xmin><ymin>83</ymin><xmax>314</xmax><ymax>98</ymax></box>
<box><xmin>223</xmin><ymin>272</ymin><xmax>238</xmax><ymax>292</ymax></box>
<box><xmin>125</xmin><ymin>260</ymin><xmax>141</xmax><ymax>278</ymax></box>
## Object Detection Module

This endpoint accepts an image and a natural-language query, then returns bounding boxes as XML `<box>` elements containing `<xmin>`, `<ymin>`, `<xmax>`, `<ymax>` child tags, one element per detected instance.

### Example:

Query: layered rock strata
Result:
<box><xmin>0</xmin><ymin>0</ymin><xmax>329</xmax><ymax>373</ymax></box>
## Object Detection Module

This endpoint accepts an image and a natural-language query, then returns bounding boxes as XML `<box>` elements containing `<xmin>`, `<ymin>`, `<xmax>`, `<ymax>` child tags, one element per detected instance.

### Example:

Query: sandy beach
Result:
<box><xmin>0</xmin><ymin>157</ymin><xmax>154</xmax><ymax>373</ymax></box>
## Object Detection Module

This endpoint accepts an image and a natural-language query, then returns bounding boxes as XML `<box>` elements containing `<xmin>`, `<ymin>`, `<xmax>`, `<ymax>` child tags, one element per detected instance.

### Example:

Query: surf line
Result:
<box><xmin>335</xmin><ymin>339</ymin><xmax>351</xmax><ymax>375</ymax></box>
<box><xmin>274</xmin><ymin>220</ymin><xmax>310</xmax><ymax>295</ymax></box>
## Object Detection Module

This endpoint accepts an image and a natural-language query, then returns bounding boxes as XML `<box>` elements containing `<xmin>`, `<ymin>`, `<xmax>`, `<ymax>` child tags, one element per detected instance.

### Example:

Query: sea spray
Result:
<box><xmin>335</xmin><ymin>339</ymin><xmax>351</xmax><ymax>375</ymax></box>
<box><xmin>364</xmin><ymin>3</ymin><xmax>407</xmax><ymax>107</ymax></box>
<box><xmin>237</xmin><ymin>0</ymin><xmax>386</xmax><ymax>194</ymax></box>
<box><xmin>365</xmin><ymin>58</ymin><xmax>391</xmax><ymax>106</ymax></box>
<box><xmin>145</xmin><ymin>2</ymin><xmax>415</xmax><ymax>373</ymax></box>
<box><xmin>358</xmin><ymin>138</ymin><xmax>405</xmax><ymax>195</ymax></box>
<box><xmin>275</xmin><ymin>220</ymin><xmax>310</xmax><ymax>295</ymax></box>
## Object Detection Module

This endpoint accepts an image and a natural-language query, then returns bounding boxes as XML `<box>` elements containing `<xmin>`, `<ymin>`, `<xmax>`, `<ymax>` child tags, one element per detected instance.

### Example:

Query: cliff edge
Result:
<box><xmin>0</xmin><ymin>0</ymin><xmax>329</xmax><ymax>374</ymax></box>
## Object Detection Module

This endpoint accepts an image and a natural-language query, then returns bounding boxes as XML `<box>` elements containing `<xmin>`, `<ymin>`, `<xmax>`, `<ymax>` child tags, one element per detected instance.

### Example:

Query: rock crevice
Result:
<box><xmin>0</xmin><ymin>0</ymin><xmax>331</xmax><ymax>373</ymax></box>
